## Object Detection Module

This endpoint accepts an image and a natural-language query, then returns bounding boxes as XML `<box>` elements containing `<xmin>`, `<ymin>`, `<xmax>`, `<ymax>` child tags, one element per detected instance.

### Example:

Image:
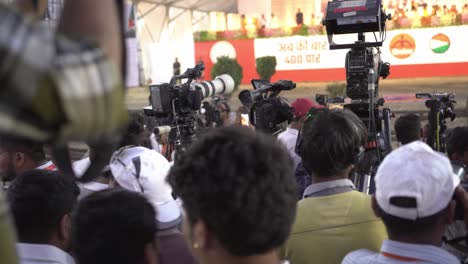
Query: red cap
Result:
<box><xmin>291</xmin><ymin>98</ymin><xmax>321</xmax><ymax>118</ymax></box>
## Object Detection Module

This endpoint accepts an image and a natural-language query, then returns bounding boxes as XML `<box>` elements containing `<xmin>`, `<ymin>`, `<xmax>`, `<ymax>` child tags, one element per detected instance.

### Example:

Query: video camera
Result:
<box><xmin>416</xmin><ymin>93</ymin><xmax>456</xmax><ymax>121</ymax></box>
<box><xmin>239</xmin><ymin>79</ymin><xmax>295</xmax><ymax>135</ymax></box>
<box><xmin>323</xmin><ymin>0</ymin><xmax>391</xmax><ymax>100</ymax></box>
<box><xmin>145</xmin><ymin>63</ymin><xmax>234</xmax><ymax>152</ymax></box>
<box><xmin>416</xmin><ymin>93</ymin><xmax>457</xmax><ymax>152</ymax></box>
<box><xmin>322</xmin><ymin>0</ymin><xmax>393</xmax><ymax>193</ymax></box>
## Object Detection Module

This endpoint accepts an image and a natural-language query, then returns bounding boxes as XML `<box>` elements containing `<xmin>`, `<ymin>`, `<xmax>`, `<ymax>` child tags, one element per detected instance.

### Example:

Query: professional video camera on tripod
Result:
<box><xmin>416</xmin><ymin>93</ymin><xmax>457</xmax><ymax>153</ymax></box>
<box><xmin>238</xmin><ymin>79</ymin><xmax>296</xmax><ymax>135</ymax></box>
<box><xmin>144</xmin><ymin>63</ymin><xmax>234</xmax><ymax>154</ymax></box>
<box><xmin>322</xmin><ymin>0</ymin><xmax>392</xmax><ymax>193</ymax></box>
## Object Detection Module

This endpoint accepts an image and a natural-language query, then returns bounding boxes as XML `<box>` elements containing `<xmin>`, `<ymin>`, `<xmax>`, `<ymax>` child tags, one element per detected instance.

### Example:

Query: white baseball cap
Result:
<box><xmin>375</xmin><ymin>141</ymin><xmax>460</xmax><ymax>220</ymax></box>
<box><xmin>110</xmin><ymin>146</ymin><xmax>182</xmax><ymax>229</ymax></box>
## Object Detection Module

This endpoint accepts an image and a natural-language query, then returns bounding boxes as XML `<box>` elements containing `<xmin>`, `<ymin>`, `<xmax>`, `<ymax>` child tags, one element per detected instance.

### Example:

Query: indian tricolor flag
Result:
<box><xmin>431</xmin><ymin>34</ymin><xmax>450</xmax><ymax>54</ymax></box>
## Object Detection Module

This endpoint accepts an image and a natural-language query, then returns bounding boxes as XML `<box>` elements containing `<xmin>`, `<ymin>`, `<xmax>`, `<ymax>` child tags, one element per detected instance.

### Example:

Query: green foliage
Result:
<box><xmin>299</xmin><ymin>25</ymin><xmax>309</xmax><ymax>36</ymax></box>
<box><xmin>326</xmin><ymin>82</ymin><xmax>346</xmax><ymax>97</ymax></box>
<box><xmin>195</xmin><ymin>31</ymin><xmax>216</xmax><ymax>42</ymax></box>
<box><xmin>256</xmin><ymin>56</ymin><xmax>277</xmax><ymax>81</ymax></box>
<box><xmin>211</xmin><ymin>56</ymin><xmax>243</xmax><ymax>91</ymax></box>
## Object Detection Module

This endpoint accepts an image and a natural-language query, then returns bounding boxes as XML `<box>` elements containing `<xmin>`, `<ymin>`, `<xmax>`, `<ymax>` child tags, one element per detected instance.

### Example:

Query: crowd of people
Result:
<box><xmin>2</xmin><ymin>95</ymin><xmax>468</xmax><ymax>264</ymax></box>
<box><xmin>2</xmin><ymin>1</ymin><xmax>468</xmax><ymax>264</ymax></box>
<box><xmin>386</xmin><ymin>0</ymin><xmax>468</xmax><ymax>28</ymax></box>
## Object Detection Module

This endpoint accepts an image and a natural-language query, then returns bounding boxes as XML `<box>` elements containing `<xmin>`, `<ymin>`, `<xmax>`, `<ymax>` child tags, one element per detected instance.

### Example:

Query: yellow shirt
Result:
<box><xmin>0</xmin><ymin>189</ymin><xmax>18</xmax><ymax>264</ymax></box>
<box><xmin>281</xmin><ymin>191</ymin><xmax>387</xmax><ymax>264</ymax></box>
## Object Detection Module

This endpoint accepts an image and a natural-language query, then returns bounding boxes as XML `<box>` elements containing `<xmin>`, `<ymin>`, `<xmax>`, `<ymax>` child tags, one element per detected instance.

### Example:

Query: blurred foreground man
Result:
<box><xmin>0</xmin><ymin>0</ymin><xmax>128</xmax><ymax>262</ymax></box>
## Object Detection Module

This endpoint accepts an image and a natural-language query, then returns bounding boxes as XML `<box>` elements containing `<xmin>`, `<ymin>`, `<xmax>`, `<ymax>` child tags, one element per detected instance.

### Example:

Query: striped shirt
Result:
<box><xmin>0</xmin><ymin>4</ymin><xmax>127</xmax><ymax>143</ymax></box>
<box><xmin>342</xmin><ymin>239</ymin><xmax>460</xmax><ymax>264</ymax></box>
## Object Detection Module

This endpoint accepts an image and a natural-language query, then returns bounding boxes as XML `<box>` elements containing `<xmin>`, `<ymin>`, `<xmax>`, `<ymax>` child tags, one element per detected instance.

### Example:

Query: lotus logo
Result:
<box><xmin>390</xmin><ymin>34</ymin><xmax>416</xmax><ymax>59</ymax></box>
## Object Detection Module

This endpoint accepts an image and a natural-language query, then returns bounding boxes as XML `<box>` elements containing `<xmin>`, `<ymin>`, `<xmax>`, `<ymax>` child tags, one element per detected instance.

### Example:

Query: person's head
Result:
<box><xmin>373</xmin><ymin>141</ymin><xmax>459</xmax><ymax>243</ymax></box>
<box><xmin>7</xmin><ymin>170</ymin><xmax>79</xmax><ymax>249</ymax></box>
<box><xmin>0</xmin><ymin>136</ymin><xmax>47</xmax><ymax>181</ymax></box>
<box><xmin>290</xmin><ymin>98</ymin><xmax>321</xmax><ymax>129</ymax></box>
<box><xmin>394</xmin><ymin>113</ymin><xmax>421</xmax><ymax>145</ymax></box>
<box><xmin>119</xmin><ymin>112</ymin><xmax>147</xmax><ymax>148</ymax></box>
<box><xmin>299</xmin><ymin>109</ymin><xmax>366</xmax><ymax>178</ymax></box>
<box><xmin>216</xmin><ymin>101</ymin><xmax>230</xmax><ymax>125</ymax></box>
<box><xmin>168</xmin><ymin>127</ymin><xmax>297</xmax><ymax>263</ymax></box>
<box><xmin>109</xmin><ymin>146</ymin><xmax>182</xmax><ymax>230</ymax></box>
<box><xmin>447</xmin><ymin>126</ymin><xmax>468</xmax><ymax>167</ymax></box>
<box><xmin>72</xmin><ymin>189</ymin><xmax>158</xmax><ymax>264</ymax></box>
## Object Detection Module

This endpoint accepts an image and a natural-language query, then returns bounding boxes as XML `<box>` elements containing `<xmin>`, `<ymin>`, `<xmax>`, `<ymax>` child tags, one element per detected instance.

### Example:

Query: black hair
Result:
<box><xmin>216</xmin><ymin>100</ymin><xmax>230</xmax><ymax>113</ymax></box>
<box><xmin>0</xmin><ymin>136</ymin><xmax>46</xmax><ymax>164</ymax></box>
<box><xmin>447</xmin><ymin>126</ymin><xmax>468</xmax><ymax>158</ymax></box>
<box><xmin>295</xmin><ymin>107</ymin><xmax>325</xmax><ymax>157</ymax></box>
<box><xmin>168</xmin><ymin>127</ymin><xmax>297</xmax><ymax>256</ymax></box>
<box><xmin>119</xmin><ymin>112</ymin><xmax>147</xmax><ymax>148</ymax></box>
<box><xmin>394</xmin><ymin>114</ymin><xmax>421</xmax><ymax>145</ymax></box>
<box><xmin>72</xmin><ymin>189</ymin><xmax>156</xmax><ymax>264</ymax></box>
<box><xmin>299</xmin><ymin>109</ymin><xmax>366</xmax><ymax>177</ymax></box>
<box><xmin>375</xmin><ymin>201</ymin><xmax>448</xmax><ymax>236</ymax></box>
<box><xmin>7</xmin><ymin>170</ymin><xmax>79</xmax><ymax>243</ymax></box>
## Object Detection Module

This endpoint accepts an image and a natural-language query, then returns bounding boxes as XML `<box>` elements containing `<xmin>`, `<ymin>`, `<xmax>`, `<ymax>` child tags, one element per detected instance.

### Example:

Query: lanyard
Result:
<box><xmin>381</xmin><ymin>251</ymin><xmax>424</xmax><ymax>262</ymax></box>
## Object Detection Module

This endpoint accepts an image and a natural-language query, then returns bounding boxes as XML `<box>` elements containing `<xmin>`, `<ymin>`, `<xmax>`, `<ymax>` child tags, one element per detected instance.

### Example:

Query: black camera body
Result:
<box><xmin>346</xmin><ymin>46</ymin><xmax>390</xmax><ymax>100</ymax></box>
<box><xmin>323</xmin><ymin>0</ymin><xmax>387</xmax><ymax>36</ymax></box>
<box><xmin>239</xmin><ymin>80</ymin><xmax>295</xmax><ymax>135</ymax></box>
<box><xmin>416</xmin><ymin>93</ymin><xmax>457</xmax><ymax>152</ymax></box>
<box><xmin>416</xmin><ymin>93</ymin><xmax>456</xmax><ymax>121</ymax></box>
<box><xmin>323</xmin><ymin>0</ymin><xmax>391</xmax><ymax>100</ymax></box>
<box><xmin>146</xmin><ymin>64</ymin><xmax>234</xmax><ymax>152</ymax></box>
<box><xmin>322</xmin><ymin>0</ymin><xmax>392</xmax><ymax>193</ymax></box>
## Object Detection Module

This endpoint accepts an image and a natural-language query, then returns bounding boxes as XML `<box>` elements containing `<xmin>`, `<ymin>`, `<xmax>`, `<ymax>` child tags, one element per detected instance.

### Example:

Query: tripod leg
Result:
<box><xmin>382</xmin><ymin>108</ymin><xmax>392</xmax><ymax>152</ymax></box>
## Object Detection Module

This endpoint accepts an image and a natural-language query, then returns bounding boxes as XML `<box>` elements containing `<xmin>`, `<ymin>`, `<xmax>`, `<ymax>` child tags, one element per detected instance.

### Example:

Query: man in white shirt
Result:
<box><xmin>277</xmin><ymin>98</ymin><xmax>321</xmax><ymax>169</ymax></box>
<box><xmin>8</xmin><ymin>170</ymin><xmax>79</xmax><ymax>264</ymax></box>
<box><xmin>343</xmin><ymin>141</ymin><xmax>468</xmax><ymax>264</ymax></box>
<box><xmin>72</xmin><ymin>148</ymin><xmax>110</xmax><ymax>200</ymax></box>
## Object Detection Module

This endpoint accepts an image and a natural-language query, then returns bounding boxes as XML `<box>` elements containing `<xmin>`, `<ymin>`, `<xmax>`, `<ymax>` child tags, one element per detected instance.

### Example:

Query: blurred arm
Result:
<box><xmin>13</xmin><ymin>0</ymin><xmax>47</xmax><ymax>18</ymax></box>
<box><xmin>58</xmin><ymin>0</ymin><xmax>122</xmax><ymax>69</ymax></box>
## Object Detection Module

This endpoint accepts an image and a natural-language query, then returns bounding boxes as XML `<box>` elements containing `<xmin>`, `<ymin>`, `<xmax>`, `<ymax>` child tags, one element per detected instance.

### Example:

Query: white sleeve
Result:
<box><xmin>150</xmin><ymin>133</ymin><xmax>161</xmax><ymax>153</ymax></box>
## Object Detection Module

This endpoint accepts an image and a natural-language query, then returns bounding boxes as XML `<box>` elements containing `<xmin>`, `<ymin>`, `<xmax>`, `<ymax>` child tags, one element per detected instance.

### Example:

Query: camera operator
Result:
<box><xmin>281</xmin><ymin>109</ymin><xmax>387</xmax><ymax>264</ymax></box>
<box><xmin>343</xmin><ymin>141</ymin><xmax>465</xmax><ymax>264</ymax></box>
<box><xmin>394</xmin><ymin>113</ymin><xmax>422</xmax><ymax>146</ymax></box>
<box><xmin>202</xmin><ymin>99</ymin><xmax>232</xmax><ymax>128</ymax></box>
<box><xmin>443</xmin><ymin>126</ymin><xmax>468</xmax><ymax>262</ymax></box>
<box><xmin>447</xmin><ymin>127</ymin><xmax>468</xmax><ymax>169</ymax></box>
<box><xmin>277</xmin><ymin>98</ymin><xmax>321</xmax><ymax>169</ymax></box>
